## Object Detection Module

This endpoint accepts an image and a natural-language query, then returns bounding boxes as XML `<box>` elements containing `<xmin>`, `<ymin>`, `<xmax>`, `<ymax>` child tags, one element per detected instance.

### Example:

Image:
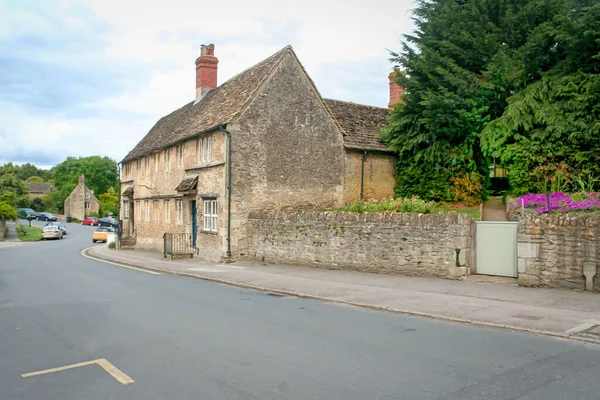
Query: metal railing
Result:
<box><xmin>163</xmin><ymin>233</ymin><xmax>195</xmax><ymax>259</ymax></box>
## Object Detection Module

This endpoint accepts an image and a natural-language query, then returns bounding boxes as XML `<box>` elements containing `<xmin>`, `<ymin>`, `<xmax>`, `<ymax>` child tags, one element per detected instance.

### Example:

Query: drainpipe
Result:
<box><xmin>360</xmin><ymin>151</ymin><xmax>368</xmax><ymax>201</ymax></box>
<box><xmin>217</xmin><ymin>124</ymin><xmax>232</xmax><ymax>258</ymax></box>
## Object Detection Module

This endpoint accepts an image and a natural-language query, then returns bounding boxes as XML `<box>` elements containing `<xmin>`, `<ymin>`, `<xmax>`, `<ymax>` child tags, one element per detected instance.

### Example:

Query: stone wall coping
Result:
<box><xmin>248</xmin><ymin>211</ymin><xmax>474</xmax><ymax>226</ymax></box>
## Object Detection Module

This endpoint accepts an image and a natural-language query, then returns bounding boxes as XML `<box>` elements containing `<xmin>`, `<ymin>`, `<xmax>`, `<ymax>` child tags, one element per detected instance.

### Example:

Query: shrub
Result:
<box><xmin>514</xmin><ymin>192</ymin><xmax>600</xmax><ymax>213</ymax></box>
<box><xmin>0</xmin><ymin>201</ymin><xmax>18</xmax><ymax>221</ymax></box>
<box><xmin>341</xmin><ymin>197</ymin><xmax>435</xmax><ymax>214</ymax></box>
<box><xmin>108</xmin><ymin>242</ymin><xmax>116</xmax><ymax>250</ymax></box>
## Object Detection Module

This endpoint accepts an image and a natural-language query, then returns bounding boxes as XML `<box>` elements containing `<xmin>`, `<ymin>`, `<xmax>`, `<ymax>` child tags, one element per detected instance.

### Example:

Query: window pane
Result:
<box><xmin>207</xmin><ymin>137</ymin><xmax>212</xmax><ymax>162</ymax></box>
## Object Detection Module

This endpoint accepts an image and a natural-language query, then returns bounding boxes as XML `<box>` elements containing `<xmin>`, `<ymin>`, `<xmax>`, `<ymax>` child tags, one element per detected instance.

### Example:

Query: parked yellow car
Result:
<box><xmin>41</xmin><ymin>225</ymin><xmax>63</xmax><ymax>240</ymax></box>
<box><xmin>92</xmin><ymin>227</ymin><xmax>115</xmax><ymax>243</ymax></box>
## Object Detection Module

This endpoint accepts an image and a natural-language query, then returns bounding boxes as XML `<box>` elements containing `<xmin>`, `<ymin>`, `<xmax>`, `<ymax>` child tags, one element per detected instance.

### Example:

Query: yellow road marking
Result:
<box><xmin>22</xmin><ymin>358</ymin><xmax>134</xmax><ymax>385</ymax></box>
<box><xmin>81</xmin><ymin>248</ymin><xmax>161</xmax><ymax>275</ymax></box>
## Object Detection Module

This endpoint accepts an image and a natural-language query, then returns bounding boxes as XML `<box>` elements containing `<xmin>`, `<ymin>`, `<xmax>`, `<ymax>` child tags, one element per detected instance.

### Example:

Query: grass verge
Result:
<box><xmin>0</xmin><ymin>237</ymin><xmax>5</xmax><ymax>242</ymax></box>
<box><xmin>435</xmin><ymin>203</ymin><xmax>481</xmax><ymax>220</ymax></box>
<box><xmin>17</xmin><ymin>224</ymin><xmax>42</xmax><ymax>241</ymax></box>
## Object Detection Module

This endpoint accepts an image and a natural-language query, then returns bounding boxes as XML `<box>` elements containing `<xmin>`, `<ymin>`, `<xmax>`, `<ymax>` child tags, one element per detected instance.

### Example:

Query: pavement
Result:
<box><xmin>88</xmin><ymin>244</ymin><xmax>600</xmax><ymax>343</ymax></box>
<box><xmin>482</xmin><ymin>196</ymin><xmax>509</xmax><ymax>221</ymax></box>
<box><xmin>2</xmin><ymin>219</ymin><xmax>600</xmax><ymax>399</ymax></box>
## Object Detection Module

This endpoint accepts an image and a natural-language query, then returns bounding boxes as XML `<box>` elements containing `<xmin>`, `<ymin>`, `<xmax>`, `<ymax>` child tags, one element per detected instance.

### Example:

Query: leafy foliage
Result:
<box><xmin>51</xmin><ymin>156</ymin><xmax>119</xmax><ymax>195</ymax></box>
<box><xmin>382</xmin><ymin>0</ymin><xmax>589</xmax><ymax>201</ymax></box>
<box><xmin>0</xmin><ymin>201</ymin><xmax>18</xmax><ymax>221</ymax></box>
<box><xmin>482</xmin><ymin>1</ymin><xmax>600</xmax><ymax>195</ymax></box>
<box><xmin>0</xmin><ymin>172</ymin><xmax>29</xmax><ymax>207</ymax></box>
<box><xmin>18</xmin><ymin>163</ymin><xmax>51</xmax><ymax>182</ymax></box>
<box><xmin>99</xmin><ymin>187</ymin><xmax>119</xmax><ymax>217</ymax></box>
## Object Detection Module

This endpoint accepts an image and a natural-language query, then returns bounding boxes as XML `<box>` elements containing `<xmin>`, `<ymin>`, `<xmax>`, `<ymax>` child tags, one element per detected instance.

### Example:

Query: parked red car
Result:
<box><xmin>81</xmin><ymin>217</ymin><xmax>99</xmax><ymax>226</ymax></box>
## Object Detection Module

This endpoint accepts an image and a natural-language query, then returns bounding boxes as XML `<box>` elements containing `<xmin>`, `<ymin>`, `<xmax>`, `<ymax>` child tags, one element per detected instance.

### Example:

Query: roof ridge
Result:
<box><xmin>216</xmin><ymin>45</ymin><xmax>291</xmax><ymax>91</ymax></box>
<box><xmin>324</xmin><ymin>98</ymin><xmax>389</xmax><ymax>110</ymax></box>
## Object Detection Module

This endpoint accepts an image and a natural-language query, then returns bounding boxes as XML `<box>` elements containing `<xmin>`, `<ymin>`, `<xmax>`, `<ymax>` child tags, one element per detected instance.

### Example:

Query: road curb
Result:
<box><xmin>82</xmin><ymin>247</ymin><xmax>600</xmax><ymax>346</ymax></box>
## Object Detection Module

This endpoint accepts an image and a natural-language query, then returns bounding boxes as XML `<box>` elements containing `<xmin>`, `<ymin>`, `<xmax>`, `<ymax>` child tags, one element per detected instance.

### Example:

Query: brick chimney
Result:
<box><xmin>195</xmin><ymin>44</ymin><xmax>218</xmax><ymax>103</ymax></box>
<box><xmin>78</xmin><ymin>175</ymin><xmax>85</xmax><ymax>185</ymax></box>
<box><xmin>388</xmin><ymin>67</ymin><xmax>405</xmax><ymax>108</ymax></box>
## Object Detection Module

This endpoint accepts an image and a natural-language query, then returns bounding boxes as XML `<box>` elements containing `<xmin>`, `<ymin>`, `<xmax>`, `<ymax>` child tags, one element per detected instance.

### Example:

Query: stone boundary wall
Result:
<box><xmin>0</xmin><ymin>220</ymin><xmax>6</xmax><ymax>238</ymax></box>
<box><xmin>518</xmin><ymin>213</ymin><xmax>600</xmax><ymax>291</ymax></box>
<box><xmin>247</xmin><ymin>212</ymin><xmax>475</xmax><ymax>279</ymax></box>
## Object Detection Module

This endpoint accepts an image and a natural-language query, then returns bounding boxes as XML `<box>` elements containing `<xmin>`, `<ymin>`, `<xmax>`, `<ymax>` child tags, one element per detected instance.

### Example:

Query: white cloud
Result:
<box><xmin>2</xmin><ymin>0</ymin><xmax>416</xmax><ymax>167</ymax></box>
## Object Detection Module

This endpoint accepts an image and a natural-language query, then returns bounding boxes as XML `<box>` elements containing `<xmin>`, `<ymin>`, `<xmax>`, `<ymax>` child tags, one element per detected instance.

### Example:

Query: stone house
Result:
<box><xmin>120</xmin><ymin>44</ymin><xmax>400</xmax><ymax>260</ymax></box>
<box><xmin>27</xmin><ymin>182</ymin><xmax>55</xmax><ymax>198</ymax></box>
<box><xmin>64</xmin><ymin>175</ymin><xmax>100</xmax><ymax>220</ymax></box>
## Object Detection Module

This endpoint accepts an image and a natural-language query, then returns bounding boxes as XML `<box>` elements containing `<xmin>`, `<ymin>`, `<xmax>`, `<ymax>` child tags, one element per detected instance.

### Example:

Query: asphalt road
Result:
<box><xmin>1</xmin><ymin>220</ymin><xmax>600</xmax><ymax>399</ymax></box>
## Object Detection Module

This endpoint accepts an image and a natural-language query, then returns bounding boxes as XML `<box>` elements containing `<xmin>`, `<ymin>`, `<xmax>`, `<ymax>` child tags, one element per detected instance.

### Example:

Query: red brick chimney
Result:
<box><xmin>195</xmin><ymin>44</ymin><xmax>218</xmax><ymax>103</ymax></box>
<box><xmin>388</xmin><ymin>67</ymin><xmax>405</xmax><ymax>108</ymax></box>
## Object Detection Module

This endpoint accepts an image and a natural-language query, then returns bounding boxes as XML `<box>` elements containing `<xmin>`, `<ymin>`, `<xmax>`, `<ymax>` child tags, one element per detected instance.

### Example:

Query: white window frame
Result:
<box><xmin>135</xmin><ymin>201</ymin><xmax>140</xmax><ymax>219</ymax></box>
<box><xmin>145</xmin><ymin>201</ymin><xmax>150</xmax><ymax>221</ymax></box>
<box><xmin>85</xmin><ymin>192</ymin><xmax>90</xmax><ymax>199</ymax></box>
<box><xmin>198</xmin><ymin>137</ymin><xmax>212</xmax><ymax>163</ymax></box>
<box><xmin>176</xmin><ymin>200</ymin><xmax>184</xmax><ymax>224</ymax></box>
<box><xmin>164</xmin><ymin>200</ymin><xmax>171</xmax><ymax>223</ymax></box>
<box><xmin>123</xmin><ymin>201</ymin><xmax>129</xmax><ymax>219</ymax></box>
<box><xmin>165</xmin><ymin>149</ymin><xmax>171</xmax><ymax>171</ymax></box>
<box><xmin>177</xmin><ymin>145</ymin><xmax>184</xmax><ymax>167</ymax></box>
<box><xmin>202</xmin><ymin>199</ymin><xmax>217</xmax><ymax>232</ymax></box>
<box><xmin>153</xmin><ymin>200</ymin><xmax>160</xmax><ymax>221</ymax></box>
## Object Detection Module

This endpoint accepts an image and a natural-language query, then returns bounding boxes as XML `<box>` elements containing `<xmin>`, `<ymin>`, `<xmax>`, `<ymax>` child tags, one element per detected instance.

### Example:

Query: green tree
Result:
<box><xmin>0</xmin><ymin>201</ymin><xmax>18</xmax><ymax>221</ymax></box>
<box><xmin>51</xmin><ymin>156</ymin><xmax>119</xmax><ymax>195</ymax></box>
<box><xmin>0</xmin><ymin>173</ymin><xmax>29</xmax><ymax>207</ymax></box>
<box><xmin>26</xmin><ymin>175</ymin><xmax>46</xmax><ymax>183</ymax></box>
<box><xmin>18</xmin><ymin>163</ymin><xmax>51</xmax><ymax>181</ymax></box>
<box><xmin>98</xmin><ymin>187</ymin><xmax>119</xmax><ymax>217</ymax></box>
<box><xmin>48</xmin><ymin>183</ymin><xmax>77</xmax><ymax>214</ymax></box>
<box><xmin>381</xmin><ymin>0</ymin><xmax>568</xmax><ymax>202</ymax></box>
<box><xmin>482</xmin><ymin>1</ymin><xmax>600</xmax><ymax>194</ymax></box>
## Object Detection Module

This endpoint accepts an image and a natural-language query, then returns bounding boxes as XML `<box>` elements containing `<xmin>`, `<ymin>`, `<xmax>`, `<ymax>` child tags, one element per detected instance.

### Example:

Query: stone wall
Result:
<box><xmin>517</xmin><ymin>213</ymin><xmax>600</xmax><ymax>291</ymax></box>
<box><xmin>0</xmin><ymin>220</ymin><xmax>5</xmax><ymax>238</ymax></box>
<box><xmin>229</xmin><ymin>51</ymin><xmax>346</xmax><ymax>259</ymax></box>
<box><xmin>344</xmin><ymin>150</ymin><xmax>396</xmax><ymax>203</ymax></box>
<box><xmin>247</xmin><ymin>212</ymin><xmax>475</xmax><ymax>278</ymax></box>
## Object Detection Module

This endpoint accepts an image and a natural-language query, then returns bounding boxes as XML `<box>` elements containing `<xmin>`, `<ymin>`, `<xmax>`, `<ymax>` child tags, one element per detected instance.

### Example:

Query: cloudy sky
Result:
<box><xmin>0</xmin><ymin>0</ymin><xmax>415</xmax><ymax>169</ymax></box>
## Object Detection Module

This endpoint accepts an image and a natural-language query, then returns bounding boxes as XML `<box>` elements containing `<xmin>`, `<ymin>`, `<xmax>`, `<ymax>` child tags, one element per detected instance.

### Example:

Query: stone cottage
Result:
<box><xmin>64</xmin><ymin>175</ymin><xmax>100</xmax><ymax>220</ymax></box>
<box><xmin>120</xmin><ymin>44</ymin><xmax>400</xmax><ymax>260</ymax></box>
<box><xmin>27</xmin><ymin>182</ymin><xmax>55</xmax><ymax>198</ymax></box>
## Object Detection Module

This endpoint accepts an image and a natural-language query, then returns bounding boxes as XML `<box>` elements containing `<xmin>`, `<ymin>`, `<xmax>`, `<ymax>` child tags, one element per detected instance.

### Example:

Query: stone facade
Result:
<box><xmin>344</xmin><ymin>150</ymin><xmax>396</xmax><ymax>203</ymax></box>
<box><xmin>120</xmin><ymin>45</ymin><xmax>396</xmax><ymax>261</ymax></box>
<box><xmin>517</xmin><ymin>213</ymin><xmax>600</xmax><ymax>292</ymax></box>
<box><xmin>227</xmin><ymin>52</ymin><xmax>345</xmax><ymax>258</ymax></box>
<box><xmin>0</xmin><ymin>220</ymin><xmax>5</xmax><ymax>238</ymax></box>
<box><xmin>64</xmin><ymin>175</ymin><xmax>99</xmax><ymax>220</ymax></box>
<box><xmin>247</xmin><ymin>211</ymin><xmax>475</xmax><ymax>278</ymax></box>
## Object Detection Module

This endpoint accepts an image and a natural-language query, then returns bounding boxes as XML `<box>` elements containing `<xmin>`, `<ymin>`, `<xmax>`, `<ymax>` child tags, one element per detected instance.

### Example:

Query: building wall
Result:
<box><xmin>517</xmin><ymin>213</ymin><xmax>600</xmax><ymax>292</ymax></box>
<box><xmin>120</xmin><ymin>131</ymin><xmax>228</xmax><ymax>259</ymax></box>
<box><xmin>344</xmin><ymin>150</ymin><xmax>396</xmax><ymax>203</ymax></box>
<box><xmin>247</xmin><ymin>211</ymin><xmax>474</xmax><ymax>278</ymax></box>
<box><xmin>227</xmin><ymin>51</ymin><xmax>346</xmax><ymax>258</ymax></box>
<box><xmin>64</xmin><ymin>183</ymin><xmax>99</xmax><ymax>220</ymax></box>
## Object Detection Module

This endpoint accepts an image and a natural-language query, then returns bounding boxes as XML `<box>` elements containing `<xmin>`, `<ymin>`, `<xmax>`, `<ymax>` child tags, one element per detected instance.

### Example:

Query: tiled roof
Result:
<box><xmin>175</xmin><ymin>175</ymin><xmax>198</xmax><ymax>192</ymax></box>
<box><xmin>324</xmin><ymin>99</ymin><xmax>392</xmax><ymax>153</ymax></box>
<box><xmin>27</xmin><ymin>182</ymin><xmax>54</xmax><ymax>194</ymax></box>
<box><xmin>121</xmin><ymin>47</ymin><xmax>290</xmax><ymax>163</ymax></box>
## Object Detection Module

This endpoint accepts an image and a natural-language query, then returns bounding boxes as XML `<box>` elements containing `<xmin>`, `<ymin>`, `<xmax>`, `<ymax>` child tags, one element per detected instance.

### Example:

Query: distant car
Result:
<box><xmin>17</xmin><ymin>208</ymin><xmax>36</xmax><ymax>219</ymax></box>
<box><xmin>41</xmin><ymin>225</ymin><xmax>63</xmax><ymax>240</ymax></box>
<box><xmin>36</xmin><ymin>212</ymin><xmax>57</xmax><ymax>221</ymax></box>
<box><xmin>45</xmin><ymin>222</ymin><xmax>67</xmax><ymax>235</ymax></box>
<box><xmin>98</xmin><ymin>217</ymin><xmax>119</xmax><ymax>229</ymax></box>
<box><xmin>81</xmin><ymin>217</ymin><xmax>99</xmax><ymax>226</ymax></box>
<box><xmin>92</xmin><ymin>226</ymin><xmax>115</xmax><ymax>243</ymax></box>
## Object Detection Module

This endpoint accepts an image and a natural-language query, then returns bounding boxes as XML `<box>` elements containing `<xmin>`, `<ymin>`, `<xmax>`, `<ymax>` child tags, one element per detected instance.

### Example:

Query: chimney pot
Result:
<box><xmin>195</xmin><ymin>44</ymin><xmax>219</xmax><ymax>103</ymax></box>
